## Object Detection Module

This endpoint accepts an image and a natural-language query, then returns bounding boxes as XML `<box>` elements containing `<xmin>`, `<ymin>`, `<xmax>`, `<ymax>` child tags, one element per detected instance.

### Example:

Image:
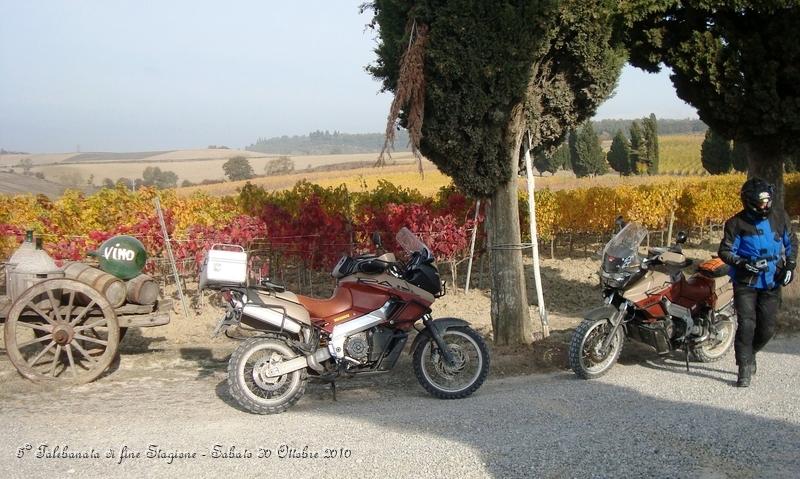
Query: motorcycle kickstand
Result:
<box><xmin>331</xmin><ymin>381</ymin><xmax>337</xmax><ymax>402</ymax></box>
<box><xmin>684</xmin><ymin>339</ymin><xmax>690</xmax><ymax>373</ymax></box>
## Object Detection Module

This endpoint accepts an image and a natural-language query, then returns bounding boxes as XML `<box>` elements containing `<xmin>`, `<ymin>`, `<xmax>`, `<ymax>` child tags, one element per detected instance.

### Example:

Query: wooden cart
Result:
<box><xmin>1</xmin><ymin>276</ymin><xmax>171</xmax><ymax>384</ymax></box>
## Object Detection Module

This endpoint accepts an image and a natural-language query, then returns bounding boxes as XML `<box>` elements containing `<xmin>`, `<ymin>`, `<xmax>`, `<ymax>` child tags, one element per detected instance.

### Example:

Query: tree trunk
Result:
<box><xmin>745</xmin><ymin>141</ymin><xmax>785</xmax><ymax>212</ymax></box>
<box><xmin>487</xmin><ymin>108</ymin><xmax>533</xmax><ymax>346</ymax></box>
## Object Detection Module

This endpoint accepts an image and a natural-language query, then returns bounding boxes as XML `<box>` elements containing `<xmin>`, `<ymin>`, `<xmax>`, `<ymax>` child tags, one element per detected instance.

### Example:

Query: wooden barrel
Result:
<box><xmin>125</xmin><ymin>274</ymin><xmax>159</xmax><ymax>305</ymax></box>
<box><xmin>63</xmin><ymin>262</ymin><xmax>127</xmax><ymax>308</ymax></box>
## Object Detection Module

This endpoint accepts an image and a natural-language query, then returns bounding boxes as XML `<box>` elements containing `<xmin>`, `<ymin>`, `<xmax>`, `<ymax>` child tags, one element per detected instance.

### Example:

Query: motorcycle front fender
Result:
<box><xmin>584</xmin><ymin>304</ymin><xmax>619</xmax><ymax>322</ymax></box>
<box><xmin>409</xmin><ymin>317</ymin><xmax>471</xmax><ymax>355</ymax></box>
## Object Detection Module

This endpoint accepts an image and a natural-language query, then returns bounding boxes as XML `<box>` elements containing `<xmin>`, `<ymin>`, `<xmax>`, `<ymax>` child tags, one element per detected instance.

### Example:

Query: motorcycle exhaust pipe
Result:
<box><xmin>264</xmin><ymin>348</ymin><xmax>331</xmax><ymax>377</ymax></box>
<box><xmin>242</xmin><ymin>304</ymin><xmax>303</xmax><ymax>334</ymax></box>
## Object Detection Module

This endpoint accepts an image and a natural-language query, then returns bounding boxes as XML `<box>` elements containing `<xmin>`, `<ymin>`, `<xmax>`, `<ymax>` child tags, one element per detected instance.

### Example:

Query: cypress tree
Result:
<box><xmin>533</xmin><ymin>142</ymin><xmax>568</xmax><ymax>176</ymax></box>
<box><xmin>629</xmin><ymin>120</ymin><xmax>645</xmax><ymax>174</ymax></box>
<box><xmin>572</xmin><ymin>122</ymin><xmax>606</xmax><ymax>177</ymax></box>
<box><xmin>701</xmin><ymin>129</ymin><xmax>732</xmax><ymax>175</ymax></box>
<box><xmin>644</xmin><ymin>113</ymin><xmax>660</xmax><ymax>174</ymax></box>
<box><xmin>553</xmin><ymin>142</ymin><xmax>571</xmax><ymax>172</ymax></box>
<box><xmin>732</xmin><ymin>141</ymin><xmax>748</xmax><ymax>173</ymax></box>
<box><xmin>623</xmin><ymin>2</ymin><xmax>800</xmax><ymax>208</ymax></box>
<box><xmin>367</xmin><ymin>0</ymin><xmax>624</xmax><ymax>345</ymax></box>
<box><xmin>607</xmin><ymin>129</ymin><xmax>631</xmax><ymax>175</ymax></box>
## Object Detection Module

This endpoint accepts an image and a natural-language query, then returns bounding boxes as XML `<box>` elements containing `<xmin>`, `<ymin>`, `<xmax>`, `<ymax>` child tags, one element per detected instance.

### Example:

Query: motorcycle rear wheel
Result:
<box><xmin>227</xmin><ymin>337</ymin><xmax>307</xmax><ymax>414</ymax></box>
<box><xmin>569</xmin><ymin>318</ymin><xmax>624</xmax><ymax>379</ymax></box>
<box><xmin>413</xmin><ymin>326</ymin><xmax>490</xmax><ymax>399</ymax></box>
<box><xmin>691</xmin><ymin>317</ymin><xmax>736</xmax><ymax>363</ymax></box>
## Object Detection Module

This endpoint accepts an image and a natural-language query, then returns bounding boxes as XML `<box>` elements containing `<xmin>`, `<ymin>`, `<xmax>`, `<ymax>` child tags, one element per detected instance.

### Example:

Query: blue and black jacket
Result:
<box><xmin>718</xmin><ymin>209</ymin><xmax>798</xmax><ymax>289</ymax></box>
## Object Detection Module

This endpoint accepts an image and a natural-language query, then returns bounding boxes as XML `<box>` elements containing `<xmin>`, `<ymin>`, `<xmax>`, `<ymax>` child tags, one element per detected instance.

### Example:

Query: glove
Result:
<box><xmin>736</xmin><ymin>258</ymin><xmax>766</xmax><ymax>274</ymax></box>
<box><xmin>778</xmin><ymin>259</ymin><xmax>796</xmax><ymax>286</ymax></box>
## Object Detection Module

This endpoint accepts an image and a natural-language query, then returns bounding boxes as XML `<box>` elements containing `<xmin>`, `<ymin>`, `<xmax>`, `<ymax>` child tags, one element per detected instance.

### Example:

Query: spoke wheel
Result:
<box><xmin>413</xmin><ymin>326</ymin><xmax>489</xmax><ymax>399</ymax></box>
<box><xmin>4</xmin><ymin>278</ymin><xmax>119</xmax><ymax>384</ymax></box>
<box><xmin>227</xmin><ymin>337</ymin><xmax>307</xmax><ymax>414</ymax></box>
<box><xmin>569</xmin><ymin>318</ymin><xmax>624</xmax><ymax>379</ymax></box>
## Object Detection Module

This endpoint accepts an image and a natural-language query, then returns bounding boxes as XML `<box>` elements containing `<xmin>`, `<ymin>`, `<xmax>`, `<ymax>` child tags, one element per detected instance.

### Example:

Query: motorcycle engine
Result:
<box><xmin>344</xmin><ymin>333</ymin><xmax>370</xmax><ymax>362</ymax></box>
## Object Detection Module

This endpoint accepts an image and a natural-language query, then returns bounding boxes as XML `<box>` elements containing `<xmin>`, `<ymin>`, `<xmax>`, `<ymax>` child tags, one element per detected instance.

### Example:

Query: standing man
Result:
<box><xmin>718</xmin><ymin>177</ymin><xmax>797</xmax><ymax>387</ymax></box>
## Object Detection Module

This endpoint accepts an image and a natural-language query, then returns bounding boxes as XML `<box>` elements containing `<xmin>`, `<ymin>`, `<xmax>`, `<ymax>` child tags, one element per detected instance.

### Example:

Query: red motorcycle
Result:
<box><xmin>569</xmin><ymin>221</ymin><xmax>736</xmax><ymax>378</ymax></box>
<box><xmin>202</xmin><ymin>228</ymin><xmax>490</xmax><ymax>414</ymax></box>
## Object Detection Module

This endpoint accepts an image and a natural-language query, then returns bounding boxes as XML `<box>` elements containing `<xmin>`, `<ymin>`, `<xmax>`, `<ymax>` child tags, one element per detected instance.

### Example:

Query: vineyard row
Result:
<box><xmin>1</xmin><ymin>174</ymin><xmax>798</xmax><ymax>273</ymax></box>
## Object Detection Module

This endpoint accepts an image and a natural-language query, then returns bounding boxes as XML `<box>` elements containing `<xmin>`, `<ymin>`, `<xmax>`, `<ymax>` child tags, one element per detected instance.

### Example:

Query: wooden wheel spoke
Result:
<box><xmin>49</xmin><ymin>345</ymin><xmax>63</xmax><ymax>377</ymax></box>
<box><xmin>27</xmin><ymin>341</ymin><xmax>57</xmax><ymax>367</ymax></box>
<box><xmin>69</xmin><ymin>301</ymin><xmax>97</xmax><ymax>326</ymax></box>
<box><xmin>63</xmin><ymin>291</ymin><xmax>76</xmax><ymax>323</ymax></box>
<box><xmin>47</xmin><ymin>289</ymin><xmax>63</xmax><ymax>322</ymax></box>
<box><xmin>18</xmin><ymin>334</ymin><xmax>54</xmax><ymax>349</ymax></box>
<box><xmin>16</xmin><ymin>322</ymin><xmax>52</xmax><ymax>333</ymax></box>
<box><xmin>72</xmin><ymin>334</ymin><xmax>108</xmax><ymax>347</ymax></box>
<box><xmin>65</xmin><ymin>345</ymin><xmax>78</xmax><ymax>378</ymax></box>
<box><xmin>71</xmin><ymin>341</ymin><xmax>99</xmax><ymax>365</ymax></box>
<box><xmin>26</xmin><ymin>301</ymin><xmax>56</xmax><ymax>325</ymax></box>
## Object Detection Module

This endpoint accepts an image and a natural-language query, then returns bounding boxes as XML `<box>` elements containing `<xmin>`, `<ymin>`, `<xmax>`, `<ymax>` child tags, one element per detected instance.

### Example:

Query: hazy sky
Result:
<box><xmin>0</xmin><ymin>1</ymin><xmax>697</xmax><ymax>154</ymax></box>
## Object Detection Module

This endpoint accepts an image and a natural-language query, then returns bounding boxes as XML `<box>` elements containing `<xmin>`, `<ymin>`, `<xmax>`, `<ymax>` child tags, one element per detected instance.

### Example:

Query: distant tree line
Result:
<box><xmin>592</xmin><ymin>118</ymin><xmax>706</xmax><ymax>138</ymax></box>
<box><xmin>100</xmin><ymin>155</ymin><xmax>300</xmax><ymax>190</ymax></box>
<box><xmin>246</xmin><ymin>130</ymin><xmax>412</xmax><ymax>155</ymax></box>
<box><xmin>102</xmin><ymin>166</ymin><xmax>179</xmax><ymax>190</ymax></box>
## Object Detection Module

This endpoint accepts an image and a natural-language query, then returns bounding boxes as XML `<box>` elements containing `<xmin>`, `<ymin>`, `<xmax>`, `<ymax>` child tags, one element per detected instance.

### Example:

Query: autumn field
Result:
<box><xmin>0</xmin><ymin>134</ymin><xmax>704</xmax><ymax>195</ymax></box>
<box><xmin>3</xmin><ymin>150</ymin><xmax>418</xmax><ymax>186</ymax></box>
<box><xmin>177</xmin><ymin>134</ymin><xmax>708</xmax><ymax>197</ymax></box>
<box><xmin>657</xmin><ymin>133</ymin><xmax>705</xmax><ymax>175</ymax></box>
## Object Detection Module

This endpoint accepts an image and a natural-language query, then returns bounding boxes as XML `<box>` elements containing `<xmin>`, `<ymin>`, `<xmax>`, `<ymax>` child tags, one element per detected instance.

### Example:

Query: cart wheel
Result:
<box><xmin>4</xmin><ymin>278</ymin><xmax>119</xmax><ymax>384</ymax></box>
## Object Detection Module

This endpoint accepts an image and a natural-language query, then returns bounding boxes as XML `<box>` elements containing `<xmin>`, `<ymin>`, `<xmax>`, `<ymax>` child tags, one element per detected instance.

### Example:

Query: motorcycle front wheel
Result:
<box><xmin>569</xmin><ymin>318</ymin><xmax>625</xmax><ymax>379</ymax></box>
<box><xmin>227</xmin><ymin>337</ymin><xmax>307</xmax><ymax>414</ymax></box>
<box><xmin>413</xmin><ymin>326</ymin><xmax>490</xmax><ymax>399</ymax></box>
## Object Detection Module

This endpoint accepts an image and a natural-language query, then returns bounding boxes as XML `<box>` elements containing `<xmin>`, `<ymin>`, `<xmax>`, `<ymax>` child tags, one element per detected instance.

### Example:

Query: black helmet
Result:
<box><xmin>740</xmin><ymin>177</ymin><xmax>774</xmax><ymax>219</ymax></box>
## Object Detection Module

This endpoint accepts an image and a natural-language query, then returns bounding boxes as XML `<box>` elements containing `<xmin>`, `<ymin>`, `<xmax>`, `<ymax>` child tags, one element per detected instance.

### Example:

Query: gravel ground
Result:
<box><xmin>1</xmin><ymin>335</ymin><xmax>798</xmax><ymax>479</ymax></box>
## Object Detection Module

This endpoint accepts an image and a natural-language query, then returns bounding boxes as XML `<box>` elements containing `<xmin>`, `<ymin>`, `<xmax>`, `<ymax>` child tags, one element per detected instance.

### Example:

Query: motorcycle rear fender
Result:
<box><xmin>409</xmin><ymin>317</ymin><xmax>471</xmax><ymax>354</ymax></box>
<box><xmin>584</xmin><ymin>304</ymin><xmax>619</xmax><ymax>322</ymax></box>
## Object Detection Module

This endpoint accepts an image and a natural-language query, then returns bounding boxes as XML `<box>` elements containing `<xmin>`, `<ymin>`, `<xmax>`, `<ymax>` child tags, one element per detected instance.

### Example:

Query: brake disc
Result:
<box><xmin>252</xmin><ymin>354</ymin><xmax>287</xmax><ymax>391</ymax></box>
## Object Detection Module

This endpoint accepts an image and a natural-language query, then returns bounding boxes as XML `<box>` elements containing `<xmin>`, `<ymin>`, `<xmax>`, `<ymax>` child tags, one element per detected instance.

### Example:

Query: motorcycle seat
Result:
<box><xmin>296</xmin><ymin>287</ymin><xmax>353</xmax><ymax>321</ymax></box>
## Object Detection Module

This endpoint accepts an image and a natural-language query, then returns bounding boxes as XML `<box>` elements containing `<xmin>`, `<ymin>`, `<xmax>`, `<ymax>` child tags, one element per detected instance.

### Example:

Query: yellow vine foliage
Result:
<box><xmin>1</xmin><ymin>173</ymin><xmax>798</xmax><ymax>256</ymax></box>
<box><xmin>523</xmin><ymin>173</ymin><xmax>800</xmax><ymax>240</ymax></box>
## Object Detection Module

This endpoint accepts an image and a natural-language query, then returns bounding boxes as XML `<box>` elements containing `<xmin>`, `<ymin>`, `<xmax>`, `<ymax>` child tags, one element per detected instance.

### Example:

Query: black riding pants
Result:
<box><xmin>733</xmin><ymin>284</ymin><xmax>781</xmax><ymax>366</ymax></box>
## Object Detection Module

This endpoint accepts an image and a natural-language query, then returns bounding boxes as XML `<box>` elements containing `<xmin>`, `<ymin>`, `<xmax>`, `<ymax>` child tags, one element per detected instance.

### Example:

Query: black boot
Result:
<box><xmin>737</xmin><ymin>363</ymin><xmax>752</xmax><ymax>388</ymax></box>
<box><xmin>752</xmin><ymin>355</ymin><xmax>757</xmax><ymax>376</ymax></box>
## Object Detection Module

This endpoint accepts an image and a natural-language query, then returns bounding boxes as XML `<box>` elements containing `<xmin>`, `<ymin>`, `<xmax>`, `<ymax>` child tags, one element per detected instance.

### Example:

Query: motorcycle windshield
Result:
<box><xmin>602</xmin><ymin>223</ymin><xmax>648</xmax><ymax>272</ymax></box>
<box><xmin>396</xmin><ymin>227</ymin><xmax>432</xmax><ymax>256</ymax></box>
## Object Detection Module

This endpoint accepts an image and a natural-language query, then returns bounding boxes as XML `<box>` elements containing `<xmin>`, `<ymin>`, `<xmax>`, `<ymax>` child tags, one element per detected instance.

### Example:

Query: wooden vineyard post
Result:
<box><xmin>464</xmin><ymin>199</ymin><xmax>481</xmax><ymax>294</ymax></box>
<box><xmin>154</xmin><ymin>197</ymin><xmax>190</xmax><ymax>317</ymax></box>
<box><xmin>666</xmin><ymin>210</ymin><xmax>675</xmax><ymax>246</ymax></box>
<box><xmin>524</xmin><ymin>140</ymin><xmax>549</xmax><ymax>338</ymax></box>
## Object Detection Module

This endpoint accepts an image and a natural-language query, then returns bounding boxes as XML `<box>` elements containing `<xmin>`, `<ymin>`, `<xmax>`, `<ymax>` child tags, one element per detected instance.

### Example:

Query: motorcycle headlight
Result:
<box><xmin>601</xmin><ymin>270</ymin><xmax>632</xmax><ymax>288</ymax></box>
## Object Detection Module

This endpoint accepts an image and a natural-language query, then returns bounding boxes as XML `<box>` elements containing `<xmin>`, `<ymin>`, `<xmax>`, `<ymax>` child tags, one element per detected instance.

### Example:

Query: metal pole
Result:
<box><xmin>154</xmin><ymin>197</ymin><xmax>190</xmax><ymax>317</ymax></box>
<box><xmin>666</xmin><ymin>210</ymin><xmax>675</xmax><ymax>246</ymax></box>
<box><xmin>525</xmin><ymin>139</ymin><xmax>549</xmax><ymax>338</ymax></box>
<box><xmin>464</xmin><ymin>199</ymin><xmax>481</xmax><ymax>294</ymax></box>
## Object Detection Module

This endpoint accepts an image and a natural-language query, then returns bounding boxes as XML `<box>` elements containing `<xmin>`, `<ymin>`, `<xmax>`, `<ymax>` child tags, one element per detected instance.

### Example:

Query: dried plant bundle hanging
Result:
<box><xmin>377</xmin><ymin>19</ymin><xmax>428</xmax><ymax>174</ymax></box>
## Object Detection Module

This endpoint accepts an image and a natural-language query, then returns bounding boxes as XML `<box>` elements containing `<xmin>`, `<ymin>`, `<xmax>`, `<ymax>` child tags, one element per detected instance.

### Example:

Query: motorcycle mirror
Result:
<box><xmin>371</xmin><ymin>232</ymin><xmax>382</xmax><ymax>248</ymax></box>
<box><xmin>676</xmin><ymin>231</ymin><xmax>688</xmax><ymax>244</ymax></box>
<box><xmin>614</xmin><ymin>216</ymin><xmax>626</xmax><ymax>231</ymax></box>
